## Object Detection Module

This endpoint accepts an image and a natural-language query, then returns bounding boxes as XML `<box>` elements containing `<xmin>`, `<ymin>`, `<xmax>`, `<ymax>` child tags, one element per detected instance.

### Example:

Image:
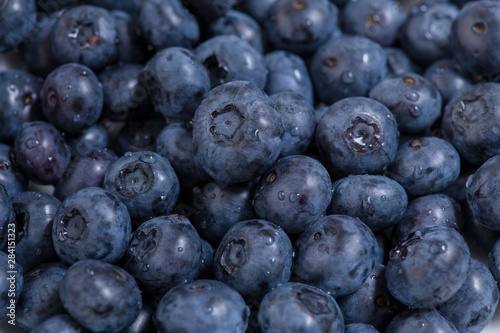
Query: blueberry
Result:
<box><xmin>391</xmin><ymin>193</ymin><xmax>463</xmax><ymax>247</ymax></box>
<box><xmin>264</xmin><ymin>50</ymin><xmax>314</xmax><ymax>105</ymax></box>
<box><xmin>213</xmin><ymin>219</ymin><xmax>293</xmax><ymax>302</ymax></box>
<box><xmin>466</xmin><ymin>155</ymin><xmax>500</xmax><ymax>231</ymax></box>
<box><xmin>113</xmin><ymin>116</ymin><xmax>166</xmax><ymax>156</ymax></box>
<box><xmin>196</xmin><ymin>35</ymin><xmax>268</xmax><ymax>89</ymax></box>
<box><xmin>0</xmin><ymin>143</ymin><xmax>28</xmax><ymax>197</ymax></box>
<box><xmin>386</xmin><ymin>226</ymin><xmax>470</xmax><ymax>309</ymax></box>
<box><xmin>441</xmin><ymin>82</ymin><xmax>500</xmax><ymax>166</ymax></box>
<box><xmin>238</xmin><ymin>0</ymin><xmax>279</xmax><ymax>24</ymax></box>
<box><xmin>136</xmin><ymin>0</ymin><xmax>199</xmax><ymax>51</ymax></box>
<box><xmin>103</xmin><ymin>151</ymin><xmax>179</xmax><ymax>223</ymax></box>
<box><xmin>337</xmin><ymin>264</ymin><xmax>405</xmax><ymax>331</ymax></box>
<box><xmin>16</xmin><ymin>262</ymin><xmax>68</xmax><ymax>331</ymax></box>
<box><xmin>258</xmin><ymin>282</ymin><xmax>345</xmax><ymax>332</ymax></box>
<box><xmin>59</xmin><ymin>259</ymin><xmax>142</xmax><ymax>333</ymax></box>
<box><xmin>271</xmin><ymin>92</ymin><xmax>316</xmax><ymax>157</ymax></box>
<box><xmin>345</xmin><ymin>323</ymin><xmax>380</xmax><ymax>333</ymax></box>
<box><xmin>140</xmin><ymin>46</ymin><xmax>211</xmax><ymax>121</ymax></box>
<box><xmin>328</xmin><ymin>174</ymin><xmax>408</xmax><ymax>232</ymax></box>
<box><xmin>20</xmin><ymin>14</ymin><xmax>59</xmax><ymax>77</ymax></box>
<box><xmin>309</xmin><ymin>35</ymin><xmax>387</xmax><ymax>105</ymax></box>
<box><xmin>293</xmin><ymin>214</ymin><xmax>379</xmax><ymax>297</ymax></box>
<box><xmin>190</xmin><ymin>181</ymin><xmax>257</xmax><ymax>244</ymax></box>
<box><xmin>369</xmin><ymin>72</ymin><xmax>443</xmax><ymax>134</ymax></box>
<box><xmin>111</xmin><ymin>10</ymin><xmax>150</xmax><ymax>64</ymax></box>
<box><xmin>155</xmin><ymin>279</ymin><xmax>249</xmax><ymax>333</ymax></box>
<box><xmin>450</xmin><ymin>0</ymin><xmax>500</xmax><ymax>76</ymax></box>
<box><xmin>123</xmin><ymin>214</ymin><xmax>202</xmax><ymax>296</ymax></box>
<box><xmin>41</xmin><ymin>62</ymin><xmax>103</xmax><ymax>135</ymax></box>
<box><xmin>182</xmin><ymin>0</ymin><xmax>238</xmax><ymax>25</ymax></box>
<box><xmin>122</xmin><ymin>295</ymin><xmax>157</xmax><ymax>333</ymax></box>
<box><xmin>384</xmin><ymin>47</ymin><xmax>418</xmax><ymax>76</ymax></box>
<box><xmin>99</xmin><ymin>63</ymin><xmax>152</xmax><ymax>122</ymax></box>
<box><xmin>155</xmin><ymin>122</ymin><xmax>210</xmax><ymax>190</ymax></box>
<box><xmin>0</xmin><ymin>69</ymin><xmax>43</xmax><ymax>143</ymax></box>
<box><xmin>66</xmin><ymin>124</ymin><xmax>110</xmax><ymax>157</ymax></box>
<box><xmin>209</xmin><ymin>9</ymin><xmax>264</xmax><ymax>53</ymax></box>
<box><xmin>11</xmin><ymin>191</ymin><xmax>60</xmax><ymax>271</ymax></box>
<box><xmin>30</xmin><ymin>314</ymin><xmax>90</xmax><ymax>333</ymax></box>
<box><xmin>53</xmin><ymin>148</ymin><xmax>118</xmax><ymax>200</ymax></box>
<box><xmin>52</xmin><ymin>187</ymin><xmax>131</xmax><ymax>264</ymax></box>
<box><xmin>341</xmin><ymin>0</ymin><xmax>407</xmax><ymax>47</ymax></box>
<box><xmin>253</xmin><ymin>155</ymin><xmax>332</xmax><ymax>234</ymax></box>
<box><xmin>198</xmin><ymin>238</ymin><xmax>215</xmax><ymax>279</ymax></box>
<box><xmin>14</xmin><ymin>120</ymin><xmax>71</xmax><ymax>185</ymax></box>
<box><xmin>315</xmin><ymin>97</ymin><xmax>399</xmax><ymax>178</ymax></box>
<box><xmin>85</xmin><ymin>0</ymin><xmax>137</xmax><ymax>12</ymax></box>
<box><xmin>386</xmin><ymin>137</ymin><xmax>461</xmax><ymax>197</ymax></box>
<box><xmin>423</xmin><ymin>58</ymin><xmax>473</xmax><ymax>105</ymax></box>
<box><xmin>437</xmin><ymin>258</ymin><xmax>499</xmax><ymax>333</ymax></box>
<box><xmin>50</xmin><ymin>5</ymin><xmax>118</xmax><ymax>70</ymax></box>
<box><xmin>0</xmin><ymin>0</ymin><xmax>37</xmax><ymax>53</ymax></box>
<box><xmin>192</xmin><ymin>80</ymin><xmax>284</xmax><ymax>183</ymax></box>
<box><xmin>490</xmin><ymin>238</ymin><xmax>500</xmax><ymax>284</ymax></box>
<box><xmin>264</xmin><ymin>0</ymin><xmax>339</xmax><ymax>55</ymax></box>
<box><xmin>399</xmin><ymin>1</ymin><xmax>459</xmax><ymax>66</ymax></box>
<box><xmin>385</xmin><ymin>309</ymin><xmax>459</xmax><ymax>333</ymax></box>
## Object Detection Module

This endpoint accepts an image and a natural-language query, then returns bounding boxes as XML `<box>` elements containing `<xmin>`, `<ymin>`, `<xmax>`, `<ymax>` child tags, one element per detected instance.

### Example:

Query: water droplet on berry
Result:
<box><xmin>290</xmin><ymin>126</ymin><xmax>300</xmax><ymax>137</ymax></box>
<box><xmin>206</xmin><ymin>306</ymin><xmax>213</xmax><ymax>314</ymax></box>
<box><xmin>381</xmin><ymin>195</ymin><xmax>387</xmax><ymax>201</ymax></box>
<box><xmin>264</xmin><ymin>271</ymin><xmax>271</xmax><ymax>277</ymax></box>
<box><xmin>25</xmin><ymin>138</ymin><xmax>40</xmax><ymax>149</ymax></box>
<box><xmin>47</xmin><ymin>156</ymin><xmax>53</xmax><ymax>161</ymax></box>
<box><xmin>61</xmin><ymin>94</ymin><xmax>69</xmax><ymax>102</ymax></box>
<box><xmin>178</xmin><ymin>247</ymin><xmax>183</xmax><ymax>252</ymax></box>
<box><xmin>124</xmin><ymin>152</ymin><xmax>133</xmax><ymax>157</ymax></box>
<box><xmin>341</xmin><ymin>71</ymin><xmax>355</xmax><ymax>84</ymax></box>
<box><xmin>142</xmin><ymin>264</ymin><xmax>149</xmax><ymax>272</ymax></box>
<box><xmin>234</xmin><ymin>206</ymin><xmax>241</xmax><ymax>213</ymax></box>
<box><xmin>139</xmin><ymin>152</ymin><xmax>156</xmax><ymax>164</ymax></box>
<box><xmin>277</xmin><ymin>191</ymin><xmax>285</xmax><ymax>201</ymax></box>
<box><xmin>289</xmin><ymin>193</ymin><xmax>300</xmax><ymax>203</ymax></box>
<box><xmin>405</xmin><ymin>91</ymin><xmax>420</xmax><ymax>101</ymax></box>
<box><xmin>408</xmin><ymin>105</ymin><xmax>422</xmax><ymax>117</ymax></box>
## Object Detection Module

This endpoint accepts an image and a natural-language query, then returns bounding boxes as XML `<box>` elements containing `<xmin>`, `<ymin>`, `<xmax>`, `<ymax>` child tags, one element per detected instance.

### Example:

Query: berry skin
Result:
<box><xmin>192</xmin><ymin>80</ymin><xmax>284</xmax><ymax>184</ymax></box>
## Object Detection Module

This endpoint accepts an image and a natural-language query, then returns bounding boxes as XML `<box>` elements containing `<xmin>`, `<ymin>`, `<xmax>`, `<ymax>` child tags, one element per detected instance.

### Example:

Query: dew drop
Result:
<box><xmin>73</xmin><ymin>114</ymin><xmax>80</xmax><ymax>122</ymax></box>
<box><xmin>405</xmin><ymin>91</ymin><xmax>420</xmax><ymax>102</ymax></box>
<box><xmin>142</xmin><ymin>264</ymin><xmax>149</xmax><ymax>272</ymax></box>
<box><xmin>289</xmin><ymin>193</ymin><xmax>300</xmax><ymax>203</ymax></box>
<box><xmin>47</xmin><ymin>156</ymin><xmax>53</xmax><ymax>161</ymax></box>
<box><xmin>61</xmin><ymin>94</ymin><xmax>69</xmax><ymax>102</ymax></box>
<box><xmin>341</xmin><ymin>71</ymin><xmax>355</xmax><ymax>84</ymax></box>
<box><xmin>381</xmin><ymin>195</ymin><xmax>387</xmax><ymax>201</ymax></box>
<box><xmin>408</xmin><ymin>105</ymin><xmax>422</xmax><ymax>117</ymax></box>
<box><xmin>290</xmin><ymin>126</ymin><xmax>300</xmax><ymax>137</ymax></box>
<box><xmin>206</xmin><ymin>306</ymin><xmax>213</xmax><ymax>314</ymax></box>
<box><xmin>81</xmin><ymin>70</ymin><xmax>87</xmax><ymax>76</ymax></box>
<box><xmin>160</xmin><ymin>195</ymin><xmax>167</xmax><ymax>200</ymax></box>
<box><xmin>88</xmin><ymin>269</ymin><xmax>95</xmax><ymax>276</ymax></box>
<box><xmin>25</xmin><ymin>138</ymin><xmax>40</xmax><ymax>149</ymax></box>
<box><xmin>124</xmin><ymin>152</ymin><xmax>133</xmax><ymax>157</ymax></box>
<box><xmin>178</xmin><ymin>247</ymin><xmax>183</xmax><ymax>252</ymax></box>
<box><xmin>234</xmin><ymin>206</ymin><xmax>241</xmax><ymax>213</ymax></box>
<box><xmin>277</xmin><ymin>191</ymin><xmax>285</xmax><ymax>201</ymax></box>
<box><xmin>270</xmin><ymin>257</ymin><xmax>276</xmax><ymax>266</ymax></box>
<box><xmin>259</xmin><ymin>229</ymin><xmax>275</xmax><ymax>246</ymax></box>
<box><xmin>140</xmin><ymin>152</ymin><xmax>156</xmax><ymax>164</ymax></box>
<box><xmin>264</xmin><ymin>271</ymin><xmax>271</xmax><ymax>277</ymax></box>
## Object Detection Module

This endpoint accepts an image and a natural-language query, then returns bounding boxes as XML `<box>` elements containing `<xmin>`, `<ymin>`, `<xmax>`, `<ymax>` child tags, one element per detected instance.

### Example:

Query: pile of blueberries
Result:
<box><xmin>2</xmin><ymin>0</ymin><xmax>500</xmax><ymax>332</ymax></box>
